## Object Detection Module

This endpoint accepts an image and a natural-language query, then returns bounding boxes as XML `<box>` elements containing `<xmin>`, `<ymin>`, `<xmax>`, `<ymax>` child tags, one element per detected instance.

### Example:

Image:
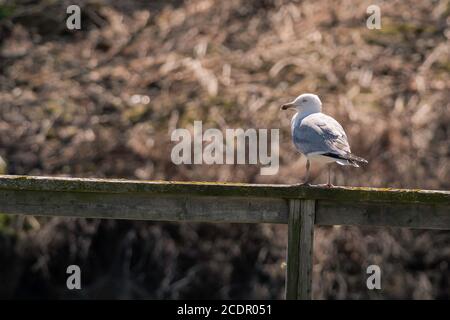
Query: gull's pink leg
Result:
<box><xmin>294</xmin><ymin>159</ymin><xmax>312</xmax><ymax>186</ymax></box>
<box><xmin>305</xmin><ymin>159</ymin><xmax>310</xmax><ymax>184</ymax></box>
<box><xmin>296</xmin><ymin>159</ymin><xmax>311</xmax><ymax>186</ymax></box>
<box><xmin>327</xmin><ymin>164</ymin><xmax>334</xmax><ymax>187</ymax></box>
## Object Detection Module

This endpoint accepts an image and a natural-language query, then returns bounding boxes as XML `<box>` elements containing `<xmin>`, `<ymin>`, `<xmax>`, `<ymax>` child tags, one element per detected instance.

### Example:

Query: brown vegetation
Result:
<box><xmin>0</xmin><ymin>0</ymin><xmax>449</xmax><ymax>299</ymax></box>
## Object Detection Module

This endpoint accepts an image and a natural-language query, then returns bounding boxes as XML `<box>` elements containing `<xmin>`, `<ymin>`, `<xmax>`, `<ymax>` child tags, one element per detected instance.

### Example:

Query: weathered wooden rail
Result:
<box><xmin>0</xmin><ymin>175</ymin><xmax>449</xmax><ymax>299</ymax></box>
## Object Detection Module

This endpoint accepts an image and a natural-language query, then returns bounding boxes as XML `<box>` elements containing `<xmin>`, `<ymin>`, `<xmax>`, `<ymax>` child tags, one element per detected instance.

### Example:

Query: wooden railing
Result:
<box><xmin>0</xmin><ymin>175</ymin><xmax>449</xmax><ymax>299</ymax></box>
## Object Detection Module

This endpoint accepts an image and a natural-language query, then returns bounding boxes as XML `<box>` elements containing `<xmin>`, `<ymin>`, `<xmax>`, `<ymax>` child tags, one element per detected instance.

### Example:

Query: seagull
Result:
<box><xmin>281</xmin><ymin>93</ymin><xmax>367</xmax><ymax>186</ymax></box>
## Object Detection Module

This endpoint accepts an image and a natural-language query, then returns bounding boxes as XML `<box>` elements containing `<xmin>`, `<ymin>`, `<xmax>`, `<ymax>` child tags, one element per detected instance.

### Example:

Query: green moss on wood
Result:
<box><xmin>0</xmin><ymin>175</ymin><xmax>449</xmax><ymax>205</ymax></box>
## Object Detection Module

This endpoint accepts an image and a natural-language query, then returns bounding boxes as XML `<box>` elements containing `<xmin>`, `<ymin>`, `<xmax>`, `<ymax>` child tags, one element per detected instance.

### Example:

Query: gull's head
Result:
<box><xmin>281</xmin><ymin>93</ymin><xmax>322</xmax><ymax>114</ymax></box>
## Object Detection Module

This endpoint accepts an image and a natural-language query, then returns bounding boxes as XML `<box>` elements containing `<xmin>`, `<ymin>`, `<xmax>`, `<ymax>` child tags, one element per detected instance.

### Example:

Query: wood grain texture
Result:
<box><xmin>285</xmin><ymin>199</ymin><xmax>301</xmax><ymax>299</ymax></box>
<box><xmin>316</xmin><ymin>200</ymin><xmax>450</xmax><ymax>230</ymax></box>
<box><xmin>0</xmin><ymin>189</ymin><xmax>288</xmax><ymax>224</ymax></box>
<box><xmin>0</xmin><ymin>175</ymin><xmax>448</xmax><ymax>204</ymax></box>
<box><xmin>0</xmin><ymin>175</ymin><xmax>449</xmax><ymax>229</ymax></box>
<box><xmin>298</xmin><ymin>200</ymin><xmax>315</xmax><ymax>299</ymax></box>
<box><xmin>285</xmin><ymin>199</ymin><xmax>315</xmax><ymax>300</ymax></box>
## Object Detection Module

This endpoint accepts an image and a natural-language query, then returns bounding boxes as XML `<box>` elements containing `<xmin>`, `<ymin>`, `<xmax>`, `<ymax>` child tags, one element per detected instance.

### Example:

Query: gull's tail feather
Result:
<box><xmin>323</xmin><ymin>152</ymin><xmax>368</xmax><ymax>167</ymax></box>
<box><xmin>346</xmin><ymin>153</ymin><xmax>368</xmax><ymax>164</ymax></box>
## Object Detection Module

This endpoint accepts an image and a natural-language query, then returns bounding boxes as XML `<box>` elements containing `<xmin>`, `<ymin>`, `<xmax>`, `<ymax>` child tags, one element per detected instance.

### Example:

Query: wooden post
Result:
<box><xmin>285</xmin><ymin>199</ymin><xmax>315</xmax><ymax>300</ymax></box>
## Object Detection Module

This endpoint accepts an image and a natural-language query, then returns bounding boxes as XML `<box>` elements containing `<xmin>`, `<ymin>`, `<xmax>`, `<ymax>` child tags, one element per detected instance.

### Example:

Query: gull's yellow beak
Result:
<box><xmin>280</xmin><ymin>102</ymin><xmax>295</xmax><ymax>110</ymax></box>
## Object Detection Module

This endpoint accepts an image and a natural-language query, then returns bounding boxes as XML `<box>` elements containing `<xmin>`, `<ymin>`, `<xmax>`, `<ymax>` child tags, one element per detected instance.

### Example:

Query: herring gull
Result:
<box><xmin>281</xmin><ymin>93</ymin><xmax>367</xmax><ymax>186</ymax></box>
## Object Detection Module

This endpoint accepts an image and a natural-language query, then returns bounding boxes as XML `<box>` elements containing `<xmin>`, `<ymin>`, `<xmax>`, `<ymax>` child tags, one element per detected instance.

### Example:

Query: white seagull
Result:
<box><xmin>281</xmin><ymin>93</ymin><xmax>367</xmax><ymax>186</ymax></box>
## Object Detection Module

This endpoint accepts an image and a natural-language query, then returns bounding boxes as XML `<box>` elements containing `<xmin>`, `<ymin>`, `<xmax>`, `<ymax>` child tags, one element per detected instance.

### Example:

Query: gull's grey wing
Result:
<box><xmin>292</xmin><ymin>113</ymin><xmax>351</xmax><ymax>156</ymax></box>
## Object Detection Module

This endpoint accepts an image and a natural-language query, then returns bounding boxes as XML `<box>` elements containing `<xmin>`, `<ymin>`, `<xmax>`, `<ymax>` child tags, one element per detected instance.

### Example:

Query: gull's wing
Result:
<box><xmin>293</xmin><ymin>113</ymin><xmax>351</xmax><ymax>156</ymax></box>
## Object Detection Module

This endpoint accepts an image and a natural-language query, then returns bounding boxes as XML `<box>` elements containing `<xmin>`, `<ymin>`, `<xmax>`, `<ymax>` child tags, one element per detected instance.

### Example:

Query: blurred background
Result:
<box><xmin>0</xmin><ymin>0</ymin><xmax>449</xmax><ymax>299</ymax></box>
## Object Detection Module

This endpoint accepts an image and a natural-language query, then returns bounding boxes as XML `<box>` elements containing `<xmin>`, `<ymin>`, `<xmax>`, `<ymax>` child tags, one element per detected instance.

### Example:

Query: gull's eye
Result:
<box><xmin>302</xmin><ymin>98</ymin><xmax>307</xmax><ymax>103</ymax></box>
